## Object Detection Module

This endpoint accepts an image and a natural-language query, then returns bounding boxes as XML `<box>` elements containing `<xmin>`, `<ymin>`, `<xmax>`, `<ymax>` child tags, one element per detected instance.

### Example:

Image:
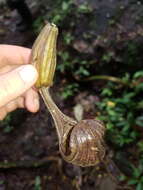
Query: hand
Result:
<box><xmin>0</xmin><ymin>45</ymin><xmax>39</xmax><ymax>120</ymax></box>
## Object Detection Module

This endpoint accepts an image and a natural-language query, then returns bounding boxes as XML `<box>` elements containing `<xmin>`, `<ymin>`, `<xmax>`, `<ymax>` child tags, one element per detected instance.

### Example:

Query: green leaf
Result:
<box><xmin>135</xmin><ymin>116</ymin><xmax>143</xmax><ymax>127</ymax></box>
<box><xmin>108</xmin><ymin>110</ymin><xmax>116</xmax><ymax>116</ymax></box>
<box><xmin>136</xmin><ymin>183</ymin><xmax>143</xmax><ymax>190</ymax></box>
<box><xmin>133</xmin><ymin>71</ymin><xmax>143</xmax><ymax>79</ymax></box>
<box><xmin>119</xmin><ymin>175</ymin><xmax>127</xmax><ymax>181</ymax></box>
<box><xmin>122</xmin><ymin>73</ymin><xmax>130</xmax><ymax>83</ymax></box>
<box><xmin>128</xmin><ymin>179</ymin><xmax>138</xmax><ymax>185</ymax></box>
<box><xmin>102</xmin><ymin>52</ymin><xmax>113</xmax><ymax>63</ymax></box>
<box><xmin>34</xmin><ymin>176</ymin><xmax>41</xmax><ymax>190</ymax></box>
<box><xmin>101</xmin><ymin>88</ymin><xmax>113</xmax><ymax>96</ymax></box>
<box><xmin>78</xmin><ymin>4</ymin><xmax>92</xmax><ymax>13</ymax></box>
<box><xmin>130</xmin><ymin>131</ymin><xmax>138</xmax><ymax>139</ymax></box>
<box><xmin>132</xmin><ymin>166</ymin><xmax>142</xmax><ymax>178</ymax></box>
<box><xmin>137</xmin><ymin>141</ymin><xmax>143</xmax><ymax>152</ymax></box>
<box><xmin>0</xmin><ymin>180</ymin><xmax>4</xmax><ymax>185</ymax></box>
<box><xmin>124</xmin><ymin>92</ymin><xmax>135</xmax><ymax>99</ymax></box>
<box><xmin>140</xmin><ymin>176</ymin><xmax>143</xmax><ymax>182</ymax></box>
<box><xmin>136</xmin><ymin>101</ymin><xmax>143</xmax><ymax>109</ymax></box>
<box><xmin>106</xmin><ymin>123</ymin><xmax>114</xmax><ymax>129</ymax></box>
<box><xmin>135</xmin><ymin>83</ymin><xmax>143</xmax><ymax>91</ymax></box>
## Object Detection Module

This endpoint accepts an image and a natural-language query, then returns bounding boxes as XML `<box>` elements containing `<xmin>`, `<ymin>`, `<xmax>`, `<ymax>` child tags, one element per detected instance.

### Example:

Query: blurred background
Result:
<box><xmin>0</xmin><ymin>0</ymin><xmax>143</xmax><ymax>189</ymax></box>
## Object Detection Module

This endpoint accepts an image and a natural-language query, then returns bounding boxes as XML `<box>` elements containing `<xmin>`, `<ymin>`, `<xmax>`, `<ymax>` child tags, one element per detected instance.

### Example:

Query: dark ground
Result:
<box><xmin>0</xmin><ymin>0</ymin><xmax>142</xmax><ymax>189</ymax></box>
<box><xmin>0</xmin><ymin>3</ymin><xmax>119</xmax><ymax>190</ymax></box>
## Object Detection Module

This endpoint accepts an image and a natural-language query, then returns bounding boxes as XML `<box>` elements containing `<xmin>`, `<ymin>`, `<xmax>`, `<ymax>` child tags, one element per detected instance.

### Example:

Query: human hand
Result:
<box><xmin>0</xmin><ymin>45</ymin><xmax>39</xmax><ymax>120</ymax></box>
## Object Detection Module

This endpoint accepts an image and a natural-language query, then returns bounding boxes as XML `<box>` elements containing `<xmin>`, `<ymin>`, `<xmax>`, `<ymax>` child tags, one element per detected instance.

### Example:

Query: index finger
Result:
<box><xmin>0</xmin><ymin>45</ymin><xmax>31</xmax><ymax>67</ymax></box>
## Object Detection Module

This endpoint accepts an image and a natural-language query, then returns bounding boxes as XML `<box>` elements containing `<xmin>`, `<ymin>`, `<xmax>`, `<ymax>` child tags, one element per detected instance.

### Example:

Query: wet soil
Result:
<box><xmin>1</xmin><ymin>0</ymin><xmax>141</xmax><ymax>189</ymax></box>
<box><xmin>0</xmin><ymin>3</ymin><xmax>114</xmax><ymax>190</ymax></box>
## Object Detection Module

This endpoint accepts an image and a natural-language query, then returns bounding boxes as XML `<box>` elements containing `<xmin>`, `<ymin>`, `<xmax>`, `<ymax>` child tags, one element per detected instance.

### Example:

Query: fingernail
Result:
<box><xmin>19</xmin><ymin>65</ymin><xmax>37</xmax><ymax>83</ymax></box>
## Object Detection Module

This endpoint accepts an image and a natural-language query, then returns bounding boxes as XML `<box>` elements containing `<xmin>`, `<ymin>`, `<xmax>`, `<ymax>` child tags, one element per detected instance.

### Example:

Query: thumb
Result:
<box><xmin>0</xmin><ymin>65</ymin><xmax>38</xmax><ymax>107</ymax></box>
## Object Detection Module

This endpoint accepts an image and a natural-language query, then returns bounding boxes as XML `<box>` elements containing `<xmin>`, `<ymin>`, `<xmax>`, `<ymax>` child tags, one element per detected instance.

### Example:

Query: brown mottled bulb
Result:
<box><xmin>40</xmin><ymin>88</ymin><xmax>106</xmax><ymax>167</ymax></box>
<box><xmin>30</xmin><ymin>23</ymin><xmax>58</xmax><ymax>88</ymax></box>
<box><xmin>31</xmin><ymin>23</ymin><xmax>106</xmax><ymax>167</ymax></box>
<box><xmin>60</xmin><ymin>119</ymin><xmax>105</xmax><ymax>167</ymax></box>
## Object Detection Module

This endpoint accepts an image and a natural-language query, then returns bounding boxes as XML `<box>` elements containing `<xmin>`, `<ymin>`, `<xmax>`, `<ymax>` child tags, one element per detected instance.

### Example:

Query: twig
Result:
<box><xmin>0</xmin><ymin>156</ymin><xmax>62</xmax><ymax>170</ymax></box>
<box><xmin>85</xmin><ymin>75</ymin><xmax>130</xmax><ymax>87</ymax></box>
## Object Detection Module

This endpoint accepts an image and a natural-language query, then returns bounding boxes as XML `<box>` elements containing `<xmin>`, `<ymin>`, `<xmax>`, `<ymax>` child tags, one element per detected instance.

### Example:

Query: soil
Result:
<box><xmin>0</xmin><ymin>1</ymin><xmax>136</xmax><ymax>189</ymax></box>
